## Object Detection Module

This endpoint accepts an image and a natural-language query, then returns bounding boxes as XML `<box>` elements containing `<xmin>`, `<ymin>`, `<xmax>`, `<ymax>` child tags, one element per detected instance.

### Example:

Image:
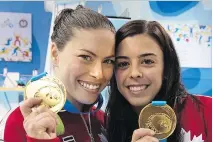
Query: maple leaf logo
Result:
<box><xmin>181</xmin><ymin>128</ymin><xmax>204</xmax><ymax>142</ymax></box>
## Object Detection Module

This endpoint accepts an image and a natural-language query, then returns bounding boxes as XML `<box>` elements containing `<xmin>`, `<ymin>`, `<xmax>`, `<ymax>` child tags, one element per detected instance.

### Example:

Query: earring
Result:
<box><xmin>52</xmin><ymin>57</ymin><xmax>58</xmax><ymax>67</ymax></box>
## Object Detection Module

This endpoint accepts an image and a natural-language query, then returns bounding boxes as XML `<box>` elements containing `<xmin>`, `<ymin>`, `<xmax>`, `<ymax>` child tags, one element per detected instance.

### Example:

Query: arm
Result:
<box><xmin>4</xmin><ymin>107</ymin><xmax>27</xmax><ymax>142</ymax></box>
<box><xmin>4</xmin><ymin>107</ymin><xmax>60</xmax><ymax>142</ymax></box>
<box><xmin>4</xmin><ymin>98</ymin><xmax>61</xmax><ymax>142</ymax></box>
<box><xmin>202</xmin><ymin>96</ymin><xmax>212</xmax><ymax>142</ymax></box>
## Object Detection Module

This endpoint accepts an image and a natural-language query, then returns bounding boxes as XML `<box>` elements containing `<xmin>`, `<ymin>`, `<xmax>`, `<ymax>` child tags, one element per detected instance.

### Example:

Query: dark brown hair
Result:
<box><xmin>105</xmin><ymin>20</ymin><xmax>203</xmax><ymax>142</ymax></box>
<box><xmin>51</xmin><ymin>5</ymin><xmax>115</xmax><ymax>51</ymax></box>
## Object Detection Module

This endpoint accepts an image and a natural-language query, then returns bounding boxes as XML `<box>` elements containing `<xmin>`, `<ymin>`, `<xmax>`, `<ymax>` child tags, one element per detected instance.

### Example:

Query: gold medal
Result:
<box><xmin>24</xmin><ymin>75</ymin><xmax>66</xmax><ymax>113</ymax></box>
<box><xmin>138</xmin><ymin>102</ymin><xmax>177</xmax><ymax>140</ymax></box>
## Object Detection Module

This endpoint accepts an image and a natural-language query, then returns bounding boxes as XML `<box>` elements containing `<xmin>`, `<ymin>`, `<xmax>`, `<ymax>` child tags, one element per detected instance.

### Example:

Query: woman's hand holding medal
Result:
<box><xmin>20</xmin><ymin>75</ymin><xmax>66</xmax><ymax>139</ymax></box>
<box><xmin>132</xmin><ymin>101</ymin><xmax>177</xmax><ymax>142</ymax></box>
<box><xmin>20</xmin><ymin>98</ymin><xmax>58</xmax><ymax>139</ymax></box>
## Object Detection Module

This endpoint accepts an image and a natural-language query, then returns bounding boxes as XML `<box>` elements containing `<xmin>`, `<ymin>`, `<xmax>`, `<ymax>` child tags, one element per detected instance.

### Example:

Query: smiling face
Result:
<box><xmin>52</xmin><ymin>28</ymin><xmax>115</xmax><ymax>109</ymax></box>
<box><xmin>115</xmin><ymin>34</ymin><xmax>164</xmax><ymax>109</ymax></box>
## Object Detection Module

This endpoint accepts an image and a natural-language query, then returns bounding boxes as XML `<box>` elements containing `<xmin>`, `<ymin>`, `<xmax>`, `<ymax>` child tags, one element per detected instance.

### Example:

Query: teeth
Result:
<box><xmin>84</xmin><ymin>83</ymin><xmax>87</xmax><ymax>87</ymax></box>
<box><xmin>129</xmin><ymin>86</ymin><xmax>146</xmax><ymax>91</ymax></box>
<box><xmin>89</xmin><ymin>85</ymin><xmax>93</xmax><ymax>89</ymax></box>
<box><xmin>79</xmin><ymin>81</ymin><xmax>100</xmax><ymax>90</ymax></box>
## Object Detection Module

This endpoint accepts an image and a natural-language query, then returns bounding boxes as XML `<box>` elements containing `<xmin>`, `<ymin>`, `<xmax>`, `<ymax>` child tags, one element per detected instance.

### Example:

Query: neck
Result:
<box><xmin>66</xmin><ymin>93</ymin><xmax>84</xmax><ymax>111</ymax></box>
<box><xmin>66</xmin><ymin>92</ymin><xmax>93</xmax><ymax>112</ymax></box>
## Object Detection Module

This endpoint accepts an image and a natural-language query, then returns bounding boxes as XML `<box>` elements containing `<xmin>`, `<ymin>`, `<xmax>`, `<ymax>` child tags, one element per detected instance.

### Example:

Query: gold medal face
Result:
<box><xmin>24</xmin><ymin>76</ymin><xmax>66</xmax><ymax>113</ymax></box>
<box><xmin>138</xmin><ymin>103</ymin><xmax>177</xmax><ymax>140</ymax></box>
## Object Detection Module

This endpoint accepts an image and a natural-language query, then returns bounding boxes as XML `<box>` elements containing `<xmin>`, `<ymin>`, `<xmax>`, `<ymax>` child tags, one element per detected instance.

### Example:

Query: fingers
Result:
<box><xmin>26</xmin><ymin>105</ymin><xmax>58</xmax><ymax>124</ymax></box>
<box><xmin>37</xmin><ymin>105</ymin><xmax>58</xmax><ymax>124</ymax></box>
<box><xmin>20</xmin><ymin>98</ymin><xmax>42</xmax><ymax>118</ymax></box>
<box><xmin>36</xmin><ymin>116</ymin><xmax>56</xmax><ymax>133</ymax></box>
<box><xmin>23</xmin><ymin>106</ymin><xmax>58</xmax><ymax>138</ymax></box>
<box><xmin>48</xmin><ymin>132</ymin><xmax>57</xmax><ymax>139</ymax></box>
<box><xmin>131</xmin><ymin>128</ymin><xmax>155</xmax><ymax>142</ymax></box>
<box><xmin>35</xmin><ymin>112</ymin><xmax>57</xmax><ymax>126</ymax></box>
<box><xmin>22</xmin><ymin>99</ymin><xmax>58</xmax><ymax>139</ymax></box>
<box><xmin>23</xmin><ymin>113</ymin><xmax>57</xmax><ymax>140</ymax></box>
<box><xmin>36</xmin><ymin>105</ymin><xmax>56</xmax><ymax>117</ymax></box>
<box><xmin>136</xmin><ymin>136</ymin><xmax>159</xmax><ymax>142</ymax></box>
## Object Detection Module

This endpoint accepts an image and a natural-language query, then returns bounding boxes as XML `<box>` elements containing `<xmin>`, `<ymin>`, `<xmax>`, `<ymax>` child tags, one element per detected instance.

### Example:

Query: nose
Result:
<box><xmin>130</xmin><ymin>64</ymin><xmax>142</xmax><ymax>78</ymax></box>
<box><xmin>90</xmin><ymin>62</ymin><xmax>104</xmax><ymax>80</ymax></box>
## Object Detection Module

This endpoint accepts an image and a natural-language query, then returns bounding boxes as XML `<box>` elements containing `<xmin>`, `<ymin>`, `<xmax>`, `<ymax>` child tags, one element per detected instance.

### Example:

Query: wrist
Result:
<box><xmin>26</xmin><ymin>135</ymin><xmax>59</xmax><ymax>142</ymax></box>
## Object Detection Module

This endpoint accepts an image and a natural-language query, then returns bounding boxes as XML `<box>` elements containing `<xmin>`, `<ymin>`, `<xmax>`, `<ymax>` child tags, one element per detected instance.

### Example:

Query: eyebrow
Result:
<box><xmin>79</xmin><ymin>49</ymin><xmax>115</xmax><ymax>58</ymax></box>
<box><xmin>115</xmin><ymin>56</ymin><xmax>129</xmax><ymax>60</ymax></box>
<box><xmin>138</xmin><ymin>53</ymin><xmax>157</xmax><ymax>58</ymax></box>
<box><xmin>106</xmin><ymin>55</ymin><xmax>115</xmax><ymax>59</ymax></box>
<box><xmin>116</xmin><ymin>53</ymin><xmax>156</xmax><ymax>60</ymax></box>
<box><xmin>80</xmin><ymin>49</ymin><xmax>96</xmax><ymax>57</ymax></box>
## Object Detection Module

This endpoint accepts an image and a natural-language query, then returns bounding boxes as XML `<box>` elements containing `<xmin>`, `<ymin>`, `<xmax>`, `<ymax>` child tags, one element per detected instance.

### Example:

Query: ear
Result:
<box><xmin>51</xmin><ymin>42</ymin><xmax>59</xmax><ymax>66</ymax></box>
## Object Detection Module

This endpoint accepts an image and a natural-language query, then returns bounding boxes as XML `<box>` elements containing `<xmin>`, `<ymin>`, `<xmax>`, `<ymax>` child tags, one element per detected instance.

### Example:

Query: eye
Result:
<box><xmin>104</xmin><ymin>59</ymin><xmax>115</xmax><ymax>65</ymax></box>
<box><xmin>79</xmin><ymin>55</ymin><xmax>92</xmax><ymax>61</ymax></box>
<box><xmin>116</xmin><ymin>61</ymin><xmax>129</xmax><ymax>69</ymax></box>
<box><xmin>141</xmin><ymin>59</ymin><xmax>154</xmax><ymax>65</ymax></box>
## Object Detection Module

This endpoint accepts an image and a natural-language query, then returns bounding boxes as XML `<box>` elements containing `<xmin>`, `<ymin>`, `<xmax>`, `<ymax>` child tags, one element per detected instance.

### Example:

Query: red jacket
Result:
<box><xmin>4</xmin><ymin>95</ymin><xmax>212</xmax><ymax>142</ymax></box>
<box><xmin>179</xmin><ymin>95</ymin><xmax>212</xmax><ymax>142</ymax></box>
<box><xmin>4</xmin><ymin>107</ymin><xmax>106</xmax><ymax>142</ymax></box>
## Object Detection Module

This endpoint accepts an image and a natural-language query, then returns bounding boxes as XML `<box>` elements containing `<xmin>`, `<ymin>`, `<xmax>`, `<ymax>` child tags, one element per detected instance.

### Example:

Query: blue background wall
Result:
<box><xmin>0</xmin><ymin>1</ymin><xmax>52</xmax><ymax>75</ymax></box>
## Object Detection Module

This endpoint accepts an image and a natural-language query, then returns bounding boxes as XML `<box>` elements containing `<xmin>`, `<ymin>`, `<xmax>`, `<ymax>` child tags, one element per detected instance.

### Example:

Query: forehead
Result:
<box><xmin>74</xmin><ymin>28</ymin><xmax>114</xmax><ymax>41</ymax></box>
<box><xmin>63</xmin><ymin>28</ymin><xmax>115</xmax><ymax>56</ymax></box>
<box><xmin>117</xmin><ymin>34</ymin><xmax>162</xmax><ymax>57</ymax></box>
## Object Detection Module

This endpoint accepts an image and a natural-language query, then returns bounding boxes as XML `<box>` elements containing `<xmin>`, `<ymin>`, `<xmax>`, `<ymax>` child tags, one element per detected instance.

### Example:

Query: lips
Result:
<box><xmin>129</xmin><ymin>85</ymin><xmax>147</xmax><ymax>91</ymax></box>
<box><xmin>127</xmin><ymin>85</ymin><xmax>149</xmax><ymax>94</ymax></box>
<box><xmin>78</xmin><ymin>80</ymin><xmax>100</xmax><ymax>91</ymax></box>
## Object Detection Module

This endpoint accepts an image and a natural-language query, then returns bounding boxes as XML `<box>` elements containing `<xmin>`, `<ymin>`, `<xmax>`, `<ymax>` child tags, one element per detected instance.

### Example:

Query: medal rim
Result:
<box><xmin>24</xmin><ymin>76</ymin><xmax>67</xmax><ymax>113</ymax></box>
<box><xmin>138</xmin><ymin>103</ymin><xmax>177</xmax><ymax>140</ymax></box>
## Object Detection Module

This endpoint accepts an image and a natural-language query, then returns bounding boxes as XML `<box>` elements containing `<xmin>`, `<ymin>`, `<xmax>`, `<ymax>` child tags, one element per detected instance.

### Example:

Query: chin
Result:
<box><xmin>79</xmin><ymin>97</ymin><xmax>98</xmax><ymax>105</ymax></box>
<box><xmin>128</xmin><ymin>99</ymin><xmax>149</xmax><ymax>107</ymax></box>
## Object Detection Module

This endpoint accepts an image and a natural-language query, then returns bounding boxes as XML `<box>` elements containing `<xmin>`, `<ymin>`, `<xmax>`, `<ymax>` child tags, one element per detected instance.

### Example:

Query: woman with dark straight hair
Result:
<box><xmin>106</xmin><ymin>20</ymin><xmax>212</xmax><ymax>142</ymax></box>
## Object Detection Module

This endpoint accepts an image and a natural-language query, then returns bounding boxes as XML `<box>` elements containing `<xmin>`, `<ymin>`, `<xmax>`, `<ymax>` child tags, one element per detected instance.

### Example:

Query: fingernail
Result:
<box><xmin>31</xmin><ymin>107</ymin><xmax>36</xmax><ymax>112</ymax></box>
<box><xmin>151</xmin><ymin>130</ymin><xmax>155</xmax><ymax>135</ymax></box>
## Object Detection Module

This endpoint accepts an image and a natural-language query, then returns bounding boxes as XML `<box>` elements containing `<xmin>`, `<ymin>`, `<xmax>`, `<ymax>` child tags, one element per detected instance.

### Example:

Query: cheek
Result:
<box><xmin>60</xmin><ymin>58</ymin><xmax>84</xmax><ymax>81</ymax></box>
<box><xmin>153</xmin><ymin>75</ymin><xmax>163</xmax><ymax>88</ymax></box>
<box><xmin>69</xmin><ymin>63</ymin><xmax>89</xmax><ymax>80</ymax></box>
<box><xmin>147</xmin><ymin>67</ymin><xmax>163</xmax><ymax>87</ymax></box>
<box><xmin>115</xmin><ymin>70</ymin><xmax>125</xmax><ymax>86</ymax></box>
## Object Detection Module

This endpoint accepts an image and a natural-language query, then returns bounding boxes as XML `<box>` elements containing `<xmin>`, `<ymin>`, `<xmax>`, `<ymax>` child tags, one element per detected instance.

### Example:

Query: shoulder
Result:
<box><xmin>193</xmin><ymin>95</ymin><xmax>212</xmax><ymax>117</ymax></box>
<box><xmin>181</xmin><ymin>95</ymin><xmax>212</xmax><ymax>141</ymax></box>
<box><xmin>4</xmin><ymin>107</ymin><xmax>25</xmax><ymax>140</ymax></box>
<box><xmin>194</xmin><ymin>95</ymin><xmax>212</xmax><ymax>106</ymax></box>
<box><xmin>8</xmin><ymin>107</ymin><xmax>24</xmax><ymax>121</ymax></box>
<box><xmin>186</xmin><ymin>95</ymin><xmax>212</xmax><ymax>109</ymax></box>
<box><xmin>182</xmin><ymin>94</ymin><xmax>212</xmax><ymax>123</ymax></box>
<box><xmin>1</xmin><ymin>107</ymin><xmax>21</xmax><ymax>139</ymax></box>
<box><xmin>180</xmin><ymin>94</ymin><xmax>212</xmax><ymax>119</ymax></box>
<box><xmin>6</xmin><ymin>106</ymin><xmax>24</xmax><ymax>125</ymax></box>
